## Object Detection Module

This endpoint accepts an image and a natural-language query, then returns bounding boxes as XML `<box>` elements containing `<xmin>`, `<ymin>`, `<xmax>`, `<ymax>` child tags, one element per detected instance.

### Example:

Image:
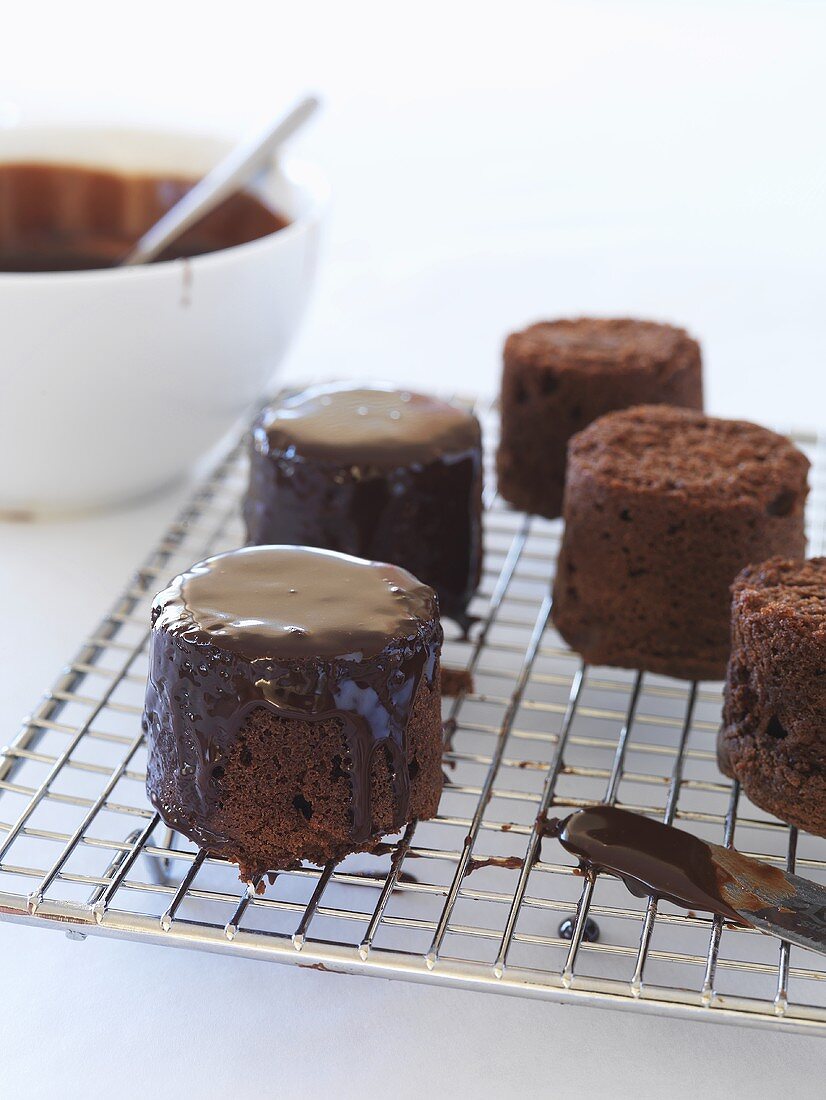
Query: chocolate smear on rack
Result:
<box><xmin>465</xmin><ymin>855</ymin><xmax>524</xmax><ymax>875</ymax></box>
<box><xmin>441</xmin><ymin>667</ymin><xmax>475</xmax><ymax>697</ymax></box>
<box><xmin>357</xmin><ymin>870</ymin><xmax>420</xmax><ymax>886</ymax></box>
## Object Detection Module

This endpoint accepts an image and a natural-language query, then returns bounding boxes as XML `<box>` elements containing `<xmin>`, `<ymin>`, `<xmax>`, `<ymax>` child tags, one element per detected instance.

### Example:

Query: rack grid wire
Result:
<box><xmin>2</xmin><ymin>397</ymin><xmax>826</xmax><ymax>1036</ymax></box>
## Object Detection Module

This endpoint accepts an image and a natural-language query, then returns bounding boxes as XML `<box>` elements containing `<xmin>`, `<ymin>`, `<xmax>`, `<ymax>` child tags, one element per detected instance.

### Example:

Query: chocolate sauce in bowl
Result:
<box><xmin>0</xmin><ymin>161</ymin><xmax>288</xmax><ymax>272</ymax></box>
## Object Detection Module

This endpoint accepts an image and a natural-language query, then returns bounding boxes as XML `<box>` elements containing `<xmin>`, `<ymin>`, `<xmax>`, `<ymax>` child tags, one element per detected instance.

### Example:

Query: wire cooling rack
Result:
<box><xmin>2</xmin><ymin>399</ymin><xmax>826</xmax><ymax>1036</ymax></box>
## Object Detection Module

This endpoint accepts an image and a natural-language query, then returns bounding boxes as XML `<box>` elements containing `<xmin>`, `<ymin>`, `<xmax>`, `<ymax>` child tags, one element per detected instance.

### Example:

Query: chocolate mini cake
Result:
<box><xmin>552</xmin><ymin>406</ymin><xmax>809</xmax><ymax>681</ymax></box>
<box><xmin>720</xmin><ymin>558</ymin><xmax>826</xmax><ymax>836</ymax></box>
<box><xmin>143</xmin><ymin>545</ymin><xmax>444</xmax><ymax>879</ymax></box>
<box><xmin>243</xmin><ymin>384</ymin><xmax>483</xmax><ymax>623</ymax></box>
<box><xmin>497</xmin><ymin>317</ymin><xmax>703</xmax><ymax>518</ymax></box>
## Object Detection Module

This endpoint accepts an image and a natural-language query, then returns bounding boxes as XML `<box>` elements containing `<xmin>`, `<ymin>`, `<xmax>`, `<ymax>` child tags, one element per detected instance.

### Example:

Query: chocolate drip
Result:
<box><xmin>144</xmin><ymin>546</ymin><xmax>441</xmax><ymax>849</ymax></box>
<box><xmin>548</xmin><ymin>806</ymin><xmax>747</xmax><ymax>923</ymax></box>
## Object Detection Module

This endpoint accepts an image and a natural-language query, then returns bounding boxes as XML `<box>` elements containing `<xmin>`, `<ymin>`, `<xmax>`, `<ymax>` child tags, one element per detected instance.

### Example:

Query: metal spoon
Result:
<box><xmin>121</xmin><ymin>94</ymin><xmax>319</xmax><ymax>267</ymax></box>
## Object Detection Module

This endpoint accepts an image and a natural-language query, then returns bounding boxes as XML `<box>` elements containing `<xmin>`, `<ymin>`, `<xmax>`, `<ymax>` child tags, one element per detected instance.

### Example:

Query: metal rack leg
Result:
<box><xmin>145</xmin><ymin>826</ymin><xmax>178</xmax><ymax>887</ymax></box>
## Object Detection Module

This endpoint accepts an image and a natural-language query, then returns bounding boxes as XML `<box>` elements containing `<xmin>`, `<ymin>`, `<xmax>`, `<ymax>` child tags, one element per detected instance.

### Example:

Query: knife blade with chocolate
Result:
<box><xmin>546</xmin><ymin>805</ymin><xmax>826</xmax><ymax>955</ymax></box>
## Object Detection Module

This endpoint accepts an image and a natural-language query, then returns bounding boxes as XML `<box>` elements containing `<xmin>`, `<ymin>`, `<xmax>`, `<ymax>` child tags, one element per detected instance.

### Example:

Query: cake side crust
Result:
<box><xmin>149</xmin><ymin>668</ymin><xmax>444</xmax><ymax>879</ymax></box>
<box><xmin>497</xmin><ymin>319</ymin><xmax>703</xmax><ymax>519</ymax></box>
<box><xmin>719</xmin><ymin>557</ymin><xmax>826</xmax><ymax>837</ymax></box>
<box><xmin>551</xmin><ymin>411</ymin><xmax>809</xmax><ymax>681</ymax></box>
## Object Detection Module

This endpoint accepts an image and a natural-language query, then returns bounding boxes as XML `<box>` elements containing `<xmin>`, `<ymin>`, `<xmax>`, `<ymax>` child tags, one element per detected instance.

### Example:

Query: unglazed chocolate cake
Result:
<box><xmin>552</xmin><ymin>406</ymin><xmax>810</xmax><ymax>681</ymax></box>
<box><xmin>243</xmin><ymin>384</ymin><xmax>483</xmax><ymax>624</ymax></box>
<box><xmin>720</xmin><ymin>557</ymin><xmax>826</xmax><ymax>837</ymax></box>
<box><xmin>497</xmin><ymin>317</ymin><xmax>703</xmax><ymax>518</ymax></box>
<box><xmin>143</xmin><ymin>545</ymin><xmax>444</xmax><ymax>879</ymax></box>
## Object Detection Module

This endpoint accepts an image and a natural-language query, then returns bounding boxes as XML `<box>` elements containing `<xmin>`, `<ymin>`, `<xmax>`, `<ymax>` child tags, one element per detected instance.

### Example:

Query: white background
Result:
<box><xmin>2</xmin><ymin>2</ymin><xmax>826</xmax><ymax>1096</ymax></box>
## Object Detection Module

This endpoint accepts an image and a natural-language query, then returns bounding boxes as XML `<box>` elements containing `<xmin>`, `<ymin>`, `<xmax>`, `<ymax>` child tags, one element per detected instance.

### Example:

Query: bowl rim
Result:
<box><xmin>0</xmin><ymin>121</ymin><xmax>330</xmax><ymax>282</ymax></box>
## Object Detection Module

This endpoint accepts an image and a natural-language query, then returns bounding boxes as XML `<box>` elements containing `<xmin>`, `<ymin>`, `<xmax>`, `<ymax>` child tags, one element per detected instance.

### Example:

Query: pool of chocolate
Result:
<box><xmin>0</xmin><ymin>161</ymin><xmax>290</xmax><ymax>272</ymax></box>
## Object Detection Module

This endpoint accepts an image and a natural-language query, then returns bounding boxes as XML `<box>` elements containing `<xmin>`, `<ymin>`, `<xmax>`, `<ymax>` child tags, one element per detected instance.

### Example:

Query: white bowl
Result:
<box><xmin>0</xmin><ymin>123</ymin><xmax>327</xmax><ymax>516</ymax></box>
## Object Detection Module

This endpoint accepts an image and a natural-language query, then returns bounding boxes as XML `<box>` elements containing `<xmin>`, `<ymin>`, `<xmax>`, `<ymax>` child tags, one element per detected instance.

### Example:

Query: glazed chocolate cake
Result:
<box><xmin>551</xmin><ymin>406</ymin><xmax>809</xmax><ymax>681</ymax></box>
<box><xmin>243</xmin><ymin>384</ymin><xmax>483</xmax><ymax>623</ymax></box>
<box><xmin>497</xmin><ymin>317</ymin><xmax>703</xmax><ymax>518</ymax></box>
<box><xmin>720</xmin><ymin>558</ymin><xmax>826</xmax><ymax>836</ymax></box>
<box><xmin>143</xmin><ymin>545</ymin><xmax>444</xmax><ymax>879</ymax></box>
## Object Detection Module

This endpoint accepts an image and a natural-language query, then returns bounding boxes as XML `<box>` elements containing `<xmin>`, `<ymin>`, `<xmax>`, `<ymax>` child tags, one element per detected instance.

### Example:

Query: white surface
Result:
<box><xmin>2</xmin><ymin>1</ymin><xmax>826</xmax><ymax>1095</ymax></box>
<box><xmin>0</xmin><ymin>126</ymin><xmax>325</xmax><ymax>512</ymax></box>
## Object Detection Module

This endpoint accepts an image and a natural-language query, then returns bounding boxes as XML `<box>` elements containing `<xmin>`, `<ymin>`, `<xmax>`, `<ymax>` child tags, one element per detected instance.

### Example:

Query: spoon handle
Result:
<box><xmin>121</xmin><ymin>94</ymin><xmax>319</xmax><ymax>267</ymax></box>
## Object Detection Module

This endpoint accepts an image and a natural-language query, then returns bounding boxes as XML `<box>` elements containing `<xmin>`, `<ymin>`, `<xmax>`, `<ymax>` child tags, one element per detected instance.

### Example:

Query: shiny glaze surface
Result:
<box><xmin>144</xmin><ymin>546</ymin><xmax>442</xmax><ymax>847</ymax></box>
<box><xmin>151</xmin><ymin>544</ymin><xmax>437</xmax><ymax>659</ymax></box>
<box><xmin>252</xmin><ymin>383</ymin><xmax>481</xmax><ymax>466</ymax></box>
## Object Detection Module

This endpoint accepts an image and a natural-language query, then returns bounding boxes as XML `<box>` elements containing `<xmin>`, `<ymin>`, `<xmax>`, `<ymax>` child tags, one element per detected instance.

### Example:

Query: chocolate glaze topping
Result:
<box><xmin>547</xmin><ymin>805</ymin><xmax>797</xmax><ymax>924</ymax></box>
<box><xmin>144</xmin><ymin>546</ymin><xmax>442</xmax><ymax>848</ymax></box>
<box><xmin>151</xmin><ymin>544</ymin><xmax>436</xmax><ymax>658</ymax></box>
<box><xmin>253</xmin><ymin>383</ymin><xmax>481</xmax><ymax>467</ymax></box>
<box><xmin>244</xmin><ymin>384</ymin><xmax>483</xmax><ymax>621</ymax></box>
